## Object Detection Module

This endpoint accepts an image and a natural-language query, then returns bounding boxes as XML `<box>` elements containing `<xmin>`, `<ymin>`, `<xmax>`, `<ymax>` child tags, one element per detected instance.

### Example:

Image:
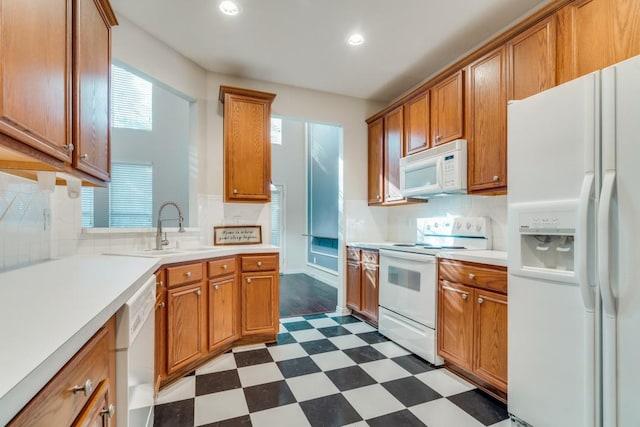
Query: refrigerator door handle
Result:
<box><xmin>598</xmin><ymin>170</ymin><xmax>617</xmax><ymax>317</ymax></box>
<box><xmin>576</xmin><ymin>172</ymin><xmax>595</xmax><ymax>312</ymax></box>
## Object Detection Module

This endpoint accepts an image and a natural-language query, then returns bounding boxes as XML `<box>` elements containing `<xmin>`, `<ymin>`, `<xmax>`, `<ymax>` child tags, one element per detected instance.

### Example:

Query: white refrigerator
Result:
<box><xmin>507</xmin><ymin>54</ymin><xmax>640</xmax><ymax>427</ymax></box>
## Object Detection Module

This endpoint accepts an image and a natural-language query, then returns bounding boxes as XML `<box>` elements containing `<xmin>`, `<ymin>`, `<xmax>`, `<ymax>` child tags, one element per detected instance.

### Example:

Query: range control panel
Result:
<box><xmin>418</xmin><ymin>216</ymin><xmax>490</xmax><ymax>238</ymax></box>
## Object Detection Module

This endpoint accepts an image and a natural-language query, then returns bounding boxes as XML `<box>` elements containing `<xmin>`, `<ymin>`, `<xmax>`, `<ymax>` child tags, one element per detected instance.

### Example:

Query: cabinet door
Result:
<box><xmin>437</xmin><ymin>281</ymin><xmax>474</xmax><ymax>370</ymax></box>
<box><xmin>361</xmin><ymin>263</ymin><xmax>379</xmax><ymax>323</ymax></box>
<box><xmin>383</xmin><ymin>105</ymin><xmax>404</xmax><ymax>203</ymax></box>
<box><xmin>241</xmin><ymin>272</ymin><xmax>279</xmax><ymax>335</ymax></box>
<box><xmin>404</xmin><ymin>92</ymin><xmax>430</xmax><ymax>155</ymax></box>
<box><xmin>209</xmin><ymin>275</ymin><xmax>238</xmax><ymax>351</ymax></box>
<box><xmin>508</xmin><ymin>16</ymin><xmax>556</xmax><ymax>100</ymax></box>
<box><xmin>473</xmin><ymin>289</ymin><xmax>508</xmax><ymax>393</ymax></box>
<box><xmin>367</xmin><ymin>118</ymin><xmax>384</xmax><ymax>205</ymax></box>
<box><xmin>223</xmin><ymin>93</ymin><xmax>272</xmax><ymax>202</ymax></box>
<box><xmin>73</xmin><ymin>0</ymin><xmax>112</xmax><ymax>181</ymax></box>
<box><xmin>71</xmin><ymin>380</ymin><xmax>112</xmax><ymax>427</ymax></box>
<box><xmin>467</xmin><ymin>46</ymin><xmax>507</xmax><ymax>192</ymax></box>
<box><xmin>346</xmin><ymin>261</ymin><xmax>362</xmax><ymax>311</ymax></box>
<box><xmin>167</xmin><ymin>282</ymin><xmax>206</xmax><ymax>374</ymax></box>
<box><xmin>154</xmin><ymin>271</ymin><xmax>167</xmax><ymax>388</ymax></box>
<box><xmin>556</xmin><ymin>0</ymin><xmax>640</xmax><ymax>84</ymax></box>
<box><xmin>0</xmin><ymin>0</ymin><xmax>72</xmax><ymax>162</ymax></box>
<box><xmin>431</xmin><ymin>70</ymin><xmax>464</xmax><ymax>146</ymax></box>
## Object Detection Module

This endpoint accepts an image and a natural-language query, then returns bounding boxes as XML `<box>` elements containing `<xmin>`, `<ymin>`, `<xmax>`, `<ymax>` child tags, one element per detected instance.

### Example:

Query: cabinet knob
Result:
<box><xmin>478</xmin><ymin>297</ymin><xmax>484</xmax><ymax>304</ymax></box>
<box><xmin>376</xmin><ymin>195</ymin><xmax>381</xmax><ymax>201</ymax></box>
<box><xmin>196</xmin><ymin>289</ymin><xmax>201</xmax><ymax>296</ymax></box>
<box><xmin>436</xmin><ymin>135</ymin><xmax>441</xmax><ymax>142</ymax></box>
<box><xmin>468</xmin><ymin>273</ymin><xmax>475</xmax><ymax>280</ymax></box>
<box><xmin>157</xmin><ymin>302</ymin><xmax>165</xmax><ymax>309</ymax></box>
<box><xmin>214</xmin><ymin>284</ymin><xmax>220</xmax><ymax>290</ymax></box>
<box><xmin>247</xmin><ymin>278</ymin><xmax>252</xmax><ymax>283</ymax></box>
<box><xmin>72</xmin><ymin>379</ymin><xmax>94</xmax><ymax>397</ymax></box>
<box><xmin>63</xmin><ymin>143</ymin><xmax>74</xmax><ymax>152</ymax></box>
<box><xmin>492</xmin><ymin>175</ymin><xmax>500</xmax><ymax>182</ymax></box>
<box><xmin>257</xmin><ymin>261</ymin><xmax>262</xmax><ymax>267</ymax></box>
<box><xmin>184</xmin><ymin>271</ymin><xmax>192</xmax><ymax>278</ymax></box>
<box><xmin>461</xmin><ymin>293</ymin><xmax>468</xmax><ymax>300</ymax></box>
<box><xmin>222</xmin><ymin>264</ymin><xmax>228</xmax><ymax>269</ymax></box>
<box><xmin>80</xmin><ymin>153</ymin><xmax>89</xmax><ymax>160</ymax></box>
<box><xmin>100</xmin><ymin>404</ymin><xmax>115</xmax><ymax>419</ymax></box>
<box><xmin>233</xmin><ymin>188</ymin><xmax>238</xmax><ymax>194</ymax></box>
<box><xmin>156</xmin><ymin>280</ymin><xmax>163</xmax><ymax>287</ymax></box>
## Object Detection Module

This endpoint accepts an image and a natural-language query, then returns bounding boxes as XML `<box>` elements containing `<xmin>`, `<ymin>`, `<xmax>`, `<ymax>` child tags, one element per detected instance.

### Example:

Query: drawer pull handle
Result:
<box><xmin>184</xmin><ymin>271</ymin><xmax>192</xmax><ymax>278</ymax></box>
<box><xmin>478</xmin><ymin>297</ymin><xmax>484</xmax><ymax>304</ymax></box>
<box><xmin>72</xmin><ymin>379</ymin><xmax>94</xmax><ymax>396</ymax></box>
<box><xmin>257</xmin><ymin>261</ymin><xmax>263</xmax><ymax>267</ymax></box>
<box><xmin>247</xmin><ymin>278</ymin><xmax>252</xmax><ymax>283</ymax></box>
<box><xmin>222</xmin><ymin>264</ymin><xmax>228</xmax><ymax>269</ymax></box>
<box><xmin>214</xmin><ymin>284</ymin><xmax>220</xmax><ymax>290</ymax></box>
<box><xmin>468</xmin><ymin>273</ymin><xmax>475</xmax><ymax>280</ymax></box>
<box><xmin>461</xmin><ymin>293</ymin><xmax>468</xmax><ymax>300</ymax></box>
<box><xmin>101</xmin><ymin>404</ymin><xmax>115</xmax><ymax>419</ymax></box>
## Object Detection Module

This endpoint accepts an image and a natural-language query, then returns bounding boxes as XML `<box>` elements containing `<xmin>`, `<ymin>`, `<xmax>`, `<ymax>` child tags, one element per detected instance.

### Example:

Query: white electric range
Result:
<box><xmin>376</xmin><ymin>217</ymin><xmax>492</xmax><ymax>365</ymax></box>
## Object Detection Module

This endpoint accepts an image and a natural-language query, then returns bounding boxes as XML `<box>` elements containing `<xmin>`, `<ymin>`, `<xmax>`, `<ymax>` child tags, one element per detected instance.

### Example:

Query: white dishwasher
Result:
<box><xmin>116</xmin><ymin>275</ymin><xmax>156</xmax><ymax>427</ymax></box>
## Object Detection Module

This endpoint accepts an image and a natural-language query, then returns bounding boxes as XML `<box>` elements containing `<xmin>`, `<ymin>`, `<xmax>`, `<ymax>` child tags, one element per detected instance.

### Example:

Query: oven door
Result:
<box><xmin>379</xmin><ymin>249</ymin><xmax>436</xmax><ymax>328</ymax></box>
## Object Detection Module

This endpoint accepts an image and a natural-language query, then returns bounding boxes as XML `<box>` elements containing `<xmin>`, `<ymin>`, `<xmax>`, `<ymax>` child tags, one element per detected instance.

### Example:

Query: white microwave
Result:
<box><xmin>399</xmin><ymin>139</ymin><xmax>467</xmax><ymax>198</ymax></box>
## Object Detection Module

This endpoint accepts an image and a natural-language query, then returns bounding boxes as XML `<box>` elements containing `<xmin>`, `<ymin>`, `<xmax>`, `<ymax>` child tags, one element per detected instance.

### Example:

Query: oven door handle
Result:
<box><xmin>379</xmin><ymin>249</ymin><xmax>436</xmax><ymax>263</ymax></box>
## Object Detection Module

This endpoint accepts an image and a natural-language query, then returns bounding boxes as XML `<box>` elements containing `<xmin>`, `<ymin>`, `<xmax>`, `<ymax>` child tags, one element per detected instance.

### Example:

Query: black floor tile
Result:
<box><xmin>266</xmin><ymin>332</ymin><xmax>297</xmax><ymax>347</ymax></box>
<box><xmin>331</xmin><ymin>315</ymin><xmax>362</xmax><ymax>325</ymax></box>
<box><xmin>342</xmin><ymin>346</ymin><xmax>387</xmax><ymax>364</ymax></box>
<box><xmin>199</xmin><ymin>414</ymin><xmax>252</xmax><ymax>427</ymax></box>
<box><xmin>299</xmin><ymin>394</ymin><xmax>363</xmax><ymax>427</ymax></box>
<box><xmin>317</xmin><ymin>325</ymin><xmax>352</xmax><ymax>338</ymax></box>
<box><xmin>195</xmin><ymin>369</ymin><xmax>241</xmax><ymax>396</ymax></box>
<box><xmin>276</xmin><ymin>356</ymin><xmax>322</xmax><ymax>378</ymax></box>
<box><xmin>233</xmin><ymin>348</ymin><xmax>273</xmax><ymax>368</ymax></box>
<box><xmin>391</xmin><ymin>354</ymin><xmax>437</xmax><ymax>375</ymax></box>
<box><xmin>325</xmin><ymin>365</ymin><xmax>377</xmax><ymax>391</ymax></box>
<box><xmin>154</xmin><ymin>399</ymin><xmax>194</xmax><ymax>427</ymax></box>
<box><xmin>243</xmin><ymin>380</ymin><xmax>297</xmax><ymax>413</ymax></box>
<box><xmin>303</xmin><ymin>313</ymin><xmax>328</xmax><ymax>319</ymax></box>
<box><xmin>299</xmin><ymin>339</ymin><xmax>339</xmax><ymax>355</ymax></box>
<box><xmin>282</xmin><ymin>320</ymin><xmax>314</xmax><ymax>331</ymax></box>
<box><xmin>356</xmin><ymin>331</ymin><xmax>391</xmax><ymax>344</ymax></box>
<box><xmin>447</xmin><ymin>389</ymin><xmax>509</xmax><ymax>426</ymax></box>
<box><xmin>366</xmin><ymin>409</ymin><xmax>427</xmax><ymax>426</ymax></box>
<box><xmin>381</xmin><ymin>376</ymin><xmax>442</xmax><ymax>407</ymax></box>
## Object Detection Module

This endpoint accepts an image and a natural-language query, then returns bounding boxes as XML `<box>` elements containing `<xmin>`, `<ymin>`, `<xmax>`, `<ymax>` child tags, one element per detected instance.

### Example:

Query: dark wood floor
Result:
<box><xmin>279</xmin><ymin>273</ymin><xmax>337</xmax><ymax>318</ymax></box>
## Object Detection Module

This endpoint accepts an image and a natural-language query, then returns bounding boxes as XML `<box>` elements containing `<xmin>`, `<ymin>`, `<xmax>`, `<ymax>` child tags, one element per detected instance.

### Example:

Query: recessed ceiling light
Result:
<box><xmin>347</xmin><ymin>33</ymin><xmax>365</xmax><ymax>46</ymax></box>
<box><xmin>219</xmin><ymin>1</ymin><xmax>240</xmax><ymax>16</ymax></box>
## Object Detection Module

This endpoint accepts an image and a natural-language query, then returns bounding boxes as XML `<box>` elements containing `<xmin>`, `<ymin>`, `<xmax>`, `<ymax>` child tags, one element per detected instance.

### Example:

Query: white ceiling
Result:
<box><xmin>110</xmin><ymin>0</ymin><xmax>551</xmax><ymax>103</ymax></box>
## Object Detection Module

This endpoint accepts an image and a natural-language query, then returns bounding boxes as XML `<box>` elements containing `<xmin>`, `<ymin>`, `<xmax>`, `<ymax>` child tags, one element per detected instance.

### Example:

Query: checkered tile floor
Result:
<box><xmin>154</xmin><ymin>313</ymin><xmax>509</xmax><ymax>427</ymax></box>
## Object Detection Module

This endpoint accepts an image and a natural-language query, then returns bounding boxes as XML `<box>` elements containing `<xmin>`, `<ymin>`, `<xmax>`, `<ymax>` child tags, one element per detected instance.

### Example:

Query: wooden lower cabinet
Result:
<box><xmin>71</xmin><ymin>379</ymin><xmax>113</xmax><ymax>427</ymax></box>
<box><xmin>241</xmin><ymin>272</ymin><xmax>279</xmax><ymax>335</ymax></box>
<box><xmin>437</xmin><ymin>259</ymin><xmax>508</xmax><ymax>400</ymax></box>
<box><xmin>154</xmin><ymin>269</ymin><xmax>167</xmax><ymax>390</ymax></box>
<box><xmin>346</xmin><ymin>260</ymin><xmax>361</xmax><ymax>310</ymax></box>
<box><xmin>345</xmin><ymin>247</ymin><xmax>379</xmax><ymax>325</ymax></box>
<box><xmin>167</xmin><ymin>281</ymin><xmax>207</xmax><ymax>375</ymax></box>
<box><xmin>361</xmin><ymin>262</ymin><xmax>379</xmax><ymax>322</ymax></box>
<box><xmin>209</xmin><ymin>274</ymin><xmax>238</xmax><ymax>350</ymax></box>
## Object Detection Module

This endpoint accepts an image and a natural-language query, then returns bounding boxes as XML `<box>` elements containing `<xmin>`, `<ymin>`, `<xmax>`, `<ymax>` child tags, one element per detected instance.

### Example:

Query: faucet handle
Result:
<box><xmin>161</xmin><ymin>232</ymin><xmax>169</xmax><ymax>247</ymax></box>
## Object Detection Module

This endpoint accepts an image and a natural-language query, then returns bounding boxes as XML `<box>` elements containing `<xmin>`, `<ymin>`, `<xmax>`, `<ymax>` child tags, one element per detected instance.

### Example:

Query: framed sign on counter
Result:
<box><xmin>214</xmin><ymin>225</ymin><xmax>262</xmax><ymax>245</ymax></box>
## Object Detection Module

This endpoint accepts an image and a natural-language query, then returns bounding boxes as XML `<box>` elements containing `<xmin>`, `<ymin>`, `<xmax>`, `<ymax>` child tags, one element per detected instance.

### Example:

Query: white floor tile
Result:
<box><xmin>267</xmin><ymin>343</ymin><xmax>308</xmax><ymax>361</ymax></box>
<box><xmin>489</xmin><ymin>419</ymin><xmax>512</xmax><ymax>427</ymax></box>
<box><xmin>250</xmin><ymin>403</ymin><xmax>311</xmax><ymax>427</ymax></box>
<box><xmin>306</xmin><ymin>317</ymin><xmax>339</xmax><ymax>328</ymax></box>
<box><xmin>289</xmin><ymin>328</ymin><xmax>326</xmax><ymax>342</ymax></box>
<box><xmin>280</xmin><ymin>316</ymin><xmax>306</xmax><ymax>323</ymax></box>
<box><xmin>359</xmin><ymin>358</ymin><xmax>412</xmax><ymax>383</ymax></box>
<box><xmin>341</xmin><ymin>322</ymin><xmax>376</xmax><ymax>334</ymax></box>
<box><xmin>155</xmin><ymin>375</ymin><xmax>195</xmax><ymax>405</ymax></box>
<box><xmin>343</xmin><ymin>384</ymin><xmax>405</xmax><ymax>420</ymax></box>
<box><xmin>286</xmin><ymin>372</ymin><xmax>340</xmax><ymax>402</ymax></box>
<box><xmin>343</xmin><ymin>422</ymin><xmax>369</xmax><ymax>427</ymax></box>
<box><xmin>279</xmin><ymin>323</ymin><xmax>287</xmax><ymax>333</ymax></box>
<box><xmin>310</xmin><ymin>350</ymin><xmax>357</xmax><ymax>371</ymax></box>
<box><xmin>409</xmin><ymin>398</ymin><xmax>484</xmax><ymax>427</ymax></box>
<box><xmin>415</xmin><ymin>369</ymin><xmax>475</xmax><ymax>397</ymax></box>
<box><xmin>328</xmin><ymin>334</ymin><xmax>369</xmax><ymax>350</ymax></box>
<box><xmin>195</xmin><ymin>352</ymin><xmax>237</xmax><ymax>375</ymax></box>
<box><xmin>232</xmin><ymin>343</ymin><xmax>267</xmax><ymax>352</ymax></box>
<box><xmin>371</xmin><ymin>341</ymin><xmax>411</xmax><ymax>358</ymax></box>
<box><xmin>237</xmin><ymin>362</ymin><xmax>284</xmax><ymax>387</ymax></box>
<box><xmin>194</xmin><ymin>388</ymin><xmax>249</xmax><ymax>425</ymax></box>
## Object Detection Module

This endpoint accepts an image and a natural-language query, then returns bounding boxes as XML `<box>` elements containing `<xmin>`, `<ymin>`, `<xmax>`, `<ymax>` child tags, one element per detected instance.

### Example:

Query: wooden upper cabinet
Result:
<box><xmin>508</xmin><ymin>15</ymin><xmax>557</xmax><ymax>100</ymax></box>
<box><xmin>367</xmin><ymin>118</ymin><xmax>384</xmax><ymax>205</ymax></box>
<box><xmin>557</xmin><ymin>0</ymin><xmax>640</xmax><ymax>84</ymax></box>
<box><xmin>0</xmin><ymin>0</ymin><xmax>72</xmax><ymax>162</ymax></box>
<box><xmin>383</xmin><ymin>105</ymin><xmax>405</xmax><ymax>203</ymax></box>
<box><xmin>219</xmin><ymin>86</ymin><xmax>276</xmax><ymax>203</ymax></box>
<box><xmin>404</xmin><ymin>92</ymin><xmax>430</xmax><ymax>155</ymax></box>
<box><xmin>73</xmin><ymin>0</ymin><xmax>116</xmax><ymax>182</ymax></box>
<box><xmin>431</xmin><ymin>70</ymin><xmax>464</xmax><ymax>146</ymax></box>
<box><xmin>467</xmin><ymin>46</ymin><xmax>507</xmax><ymax>193</ymax></box>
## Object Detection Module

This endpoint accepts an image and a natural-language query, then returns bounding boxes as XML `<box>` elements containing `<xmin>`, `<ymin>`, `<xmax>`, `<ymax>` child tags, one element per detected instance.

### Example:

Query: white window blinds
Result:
<box><xmin>111</xmin><ymin>64</ymin><xmax>153</xmax><ymax>131</ymax></box>
<box><xmin>109</xmin><ymin>162</ymin><xmax>153</xmax><ymax>227</ymax></box>
<box><xmin>271</xmin><ymin>117</ymin><xmax>282</xmax><ymax>145</ymax></box>
<box><xmin>271</xmin><ymin>185</ymin><xmax>283</xmax><ymax>247</ymax></box>
<box><xmin>81</xmin><ymin>187</ymin><xmax>94</xmax><ymax>228</ymax></box>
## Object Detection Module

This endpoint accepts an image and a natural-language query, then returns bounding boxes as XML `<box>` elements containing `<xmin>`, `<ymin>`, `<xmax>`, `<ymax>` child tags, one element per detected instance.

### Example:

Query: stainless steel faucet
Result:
<box><xmin>155</xmin><ymin>201</ymin><xmax>186</xmax><ymax>250</ymax></box>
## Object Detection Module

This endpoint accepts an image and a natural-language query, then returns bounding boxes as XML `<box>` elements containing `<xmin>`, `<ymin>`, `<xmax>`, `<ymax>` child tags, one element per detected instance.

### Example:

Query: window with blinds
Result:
<box><xmin>271</xmin><ymin>117</ymin><xmax>282</xmax><ymax>145</ymax></box>
<box><xmin>109</xmin><ymin>162</ymin><xmax>153</xmax><ymax>227</ymax></box>
<box><xmin>271</xmin><ymin>185</ymin><xmax>283</xmax><ymax>247</ymax></box>
<box><xmin>111</xmin><ymin>64</ymin><xmax>152</xmax><ymax>130</ymax></box>
<box><xmin>81</xmin><ymin>187</ymin><xmax>94</xmax><ymax>228</ymax></box>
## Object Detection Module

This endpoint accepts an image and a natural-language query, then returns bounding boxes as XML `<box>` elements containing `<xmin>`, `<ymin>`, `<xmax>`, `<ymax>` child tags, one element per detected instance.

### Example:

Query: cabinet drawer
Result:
<box><xmin>167</xmin><ymin>262</ymin><xmax>204</xmax><ymax>287</ymax></box>
<box><xmin>9</xmin><ymin>324</ymin><xmax>112</xmax><ymax>426</ymax></box>
<box><xmin>241</xmin><ymin>254</ymin><xmax>278</xmax><ymax>272</ymax></box>
<box><xmin>208</xmin><ymin>257</ymin><xmax>237</xmax><ymax>278</ymax></box>
<box><xmin>438</xmin><ymin>259</ymin><xmax>507</xmax><ymax>294</ymax></box>
<box><xmin>346</xmin><ymin>247</ymin><xmax>360</xmax><ymax>261</ymax></box>
<box><xmin>361</xmin><ymin>250</ymin><xmax>379</xmax><ymax>265</ymax></box>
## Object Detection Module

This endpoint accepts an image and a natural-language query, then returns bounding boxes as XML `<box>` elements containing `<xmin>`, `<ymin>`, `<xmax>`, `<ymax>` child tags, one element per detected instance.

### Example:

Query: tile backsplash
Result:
<box><xmin>0</xmin><ymin>172</ymin><xmax>51</xmax><ymax>272</ymax></box>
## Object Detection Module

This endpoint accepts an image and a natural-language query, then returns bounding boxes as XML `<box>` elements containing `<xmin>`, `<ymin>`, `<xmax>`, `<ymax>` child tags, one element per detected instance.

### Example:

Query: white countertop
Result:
<box><xmin>0</xmin><ymin>244</ymin><xmax>278</xmax><ymax>424</ymax></box>
<box><xmin>436</xmin><ymin>250</ymin><xmax>508</xmax><ymax>267</ymax></box>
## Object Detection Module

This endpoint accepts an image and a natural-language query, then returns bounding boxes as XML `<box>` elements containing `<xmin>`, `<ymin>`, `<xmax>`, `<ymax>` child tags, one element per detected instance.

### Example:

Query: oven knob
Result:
<box><xmin>455</xmin><ymin>222</ymin><xmax>462</xmax><ymax>230</ymax></box>
<box><xmin>476</xmin><ymin>224</ymin><xmax>482</xmax><ymax>232</ymax></box>
<box><xmin>434</xmin><ymin>222</ymin><xmax>439</xmax><ymax>228</ymax></box>
<box><xmin>466</xmin><ymin>222</ymin><xmax>472</xmax><ymax>230</ymax></box>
